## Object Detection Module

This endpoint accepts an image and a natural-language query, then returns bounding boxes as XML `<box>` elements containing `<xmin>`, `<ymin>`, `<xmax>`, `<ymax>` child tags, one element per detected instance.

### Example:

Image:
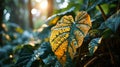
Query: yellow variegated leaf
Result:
<box><xmin>48</xmin><ymin>16</ymin><xmax>60</xmax><ymax>26</ymax></box>
<box><xmin>50</xmin><ymin>11</ymin><xmax>92</xmax><ymax>65</ymax></box>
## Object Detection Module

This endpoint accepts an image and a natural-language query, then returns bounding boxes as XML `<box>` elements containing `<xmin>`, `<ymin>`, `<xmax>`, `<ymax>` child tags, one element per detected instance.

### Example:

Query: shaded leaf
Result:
<box><xmin>80</xmin><ymin>0</ymin><xmax>89</xmax><ymax>11</ymax></box>
<box><xmin>6</xmin><ymin>22</ymin><xmax>24</xmax><ymax>33</ymax></box>
<box><xmin>37</xmin><ymin>24</ymin><xmax>51</xmax><ymax>39</ymax></box>
<box><xmin>50</xmin><ymin>11</ymin><xmax>92</xmax><ymax>65</ymax></box>
<box><xmin>33</xmin><ymin>42</ymin><xmax>52</xmax><ymax>60</ymax></box>
<box><xmin>102</xmin><ymin>28</ymin><xmax>113</xmax><ymax>38</ymax></box>
<box><xmin>42</xmin><ymin>54</ymin><xmax>57</xmax><ymax>66</ymax></box>
<box><xmin>99</xmin><ymin>9</ymin><xmax>120</xmax><ymax>32</ymax></box>
<box><xmin>89</xmin><ymin>29</ymin><xmax>101</xmax><ymax>37</ymax></box>
<box><xmin>87</xmin><ymin>0</ymin><xmax>117</xmax><ymax>11</ymax></box>
<box><xmin>15</xmin><ymin>45</ymin><xmax>34</xmax><ymax>67</ymax></box>
<box><xmin>28</xmin><ymin>42</ymin><xmax>59</xmax><ymax>67</ymax></box>
<box><xmin>45</xmin><ymin>7</ymin><xmax>75</xmax><ymax>26</ymax></box>
<box><xmin>88</xmin><ymin>37</ymin><xmax>102</xmax><ymax>55</ymax></box>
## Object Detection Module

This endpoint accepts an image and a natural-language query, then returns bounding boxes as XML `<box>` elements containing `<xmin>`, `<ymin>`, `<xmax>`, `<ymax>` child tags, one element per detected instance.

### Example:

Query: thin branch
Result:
<box><xmin>84</xmin><ymin>53</ymin><xmax>109</xmax><ymax>67</ymax></box>
<box><xmin>98</xmin><ymin>4</ymin><xmax>107</xmax><ymax>20</ymax></box>
<box><xmin>84</xmin><ymin>56</ymin><xmax>98</xmax><ymax>67</ymax></box>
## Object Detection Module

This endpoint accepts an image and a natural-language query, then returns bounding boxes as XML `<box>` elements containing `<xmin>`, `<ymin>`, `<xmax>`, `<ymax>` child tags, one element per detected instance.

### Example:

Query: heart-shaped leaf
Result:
<box><xmin>99</xmin><ymin>9</ymin><xmax>120</xmax><ymax>32</ymax></box>
<box><xmin>50</xmin><ymin>11</ymin><xmax>92</xmax><ymax>65</ymax></box>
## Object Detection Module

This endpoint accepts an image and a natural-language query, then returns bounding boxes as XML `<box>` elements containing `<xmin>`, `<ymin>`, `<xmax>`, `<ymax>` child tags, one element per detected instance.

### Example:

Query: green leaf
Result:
<box><xmin>29</xmin><ymin>42</ymin><xmax>59</xmax><ymax>67</ymax></box>
<box><xmin>32</xmin><ymin>42</ymin><xmax>53</xmax><ymax>60</ymax></box>
<box><xmin>99</xmin><ymin>10</ymin><xmax>120</xmax><ymax>32</ymax></box>
<box><xmin>15</xmin><ymin>45</ymin><xmax>34</xmax><ymax>67</ymax></box>
<box><xmin>102</xmin><ymin>28</ymin><xmax>113</xmax><ymax>38</ymax></box>
<box><xmin>45</xmin><ymin>7</ymin><xmax>75</xmax><ymax>26</ymax></box>
<box><xmin>88</xmin><ymin>37</ymin><xmax>102</xmax><ymax>55</ymax></box>
<box><xmin>15</xmin><ymin>42</ymin><xmax>57</xmax><ymax>67</ymax></box>
<box><xmin>87</xmin><ymin>0</ymin><xmax>117</xmax><ymax>11</ymax></box>
<box><xmin>37</xmin><ymin>25</ymin><xmax>51</xmax><ymax>39</ymax></box>
<box><xmin>79</xmin><ymin>0</ymin><xmax>89</xmax><ymax>11</ymax></box>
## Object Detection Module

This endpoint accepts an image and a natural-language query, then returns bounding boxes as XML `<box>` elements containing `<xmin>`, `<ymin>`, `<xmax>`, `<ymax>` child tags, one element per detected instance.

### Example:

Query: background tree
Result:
<box><xmin>47</xmin><ymin>0</ymin><xmax>54</xmax><ymax>17</ymax></box>
<box><xmin>28</xmin><ymin>0</ymin><xmax>34</xmax><ymax>29</ymax></box>
<box><xmin>4</xmin><ymin>0</ymin><xmax>30</xmax><ymax>30</ymax></box>
<box><xmin>0</xmin><ymin>0</ymin><xmax>5</xmax><ymax>46</ymax></box>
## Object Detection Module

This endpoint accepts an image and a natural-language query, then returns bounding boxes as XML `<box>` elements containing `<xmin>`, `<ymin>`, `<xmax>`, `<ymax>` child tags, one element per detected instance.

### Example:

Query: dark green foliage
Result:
<box><xmin>99</xmin><ymin>10</ymin><xmax>120</xmax><ymax>32</ymax></box>
<box><xmin>38</xmin><ymin>26</ymin><xmax>51</xmax><ymax>39</ymax></box>
<box><xmin>32</xmin><ymin>42</ymin><xmax>58</xmax><ymax>66</ymax></box>
<box><xmin>0</xmin><ymin>0</ymin><xmax>120</xmax><ymax>67</ymax></box>
<box><xmin>88</xmin><ymin>37</ymin><xmax>102</xmax><ymax>55</ymax></box>
<box><xmin>15</xmin><ymin>45</ymin><xmax>34</xmax><ymax>67</ymax></box>
<box><xmin>86</xmin><ymin>0</ymin><xmax>117</xmax><ymax>11</ymax></box>
<box><xmin>102</xmin><ymin>28</ymin><xmax>113</xmax><ymax>38</ymax></box>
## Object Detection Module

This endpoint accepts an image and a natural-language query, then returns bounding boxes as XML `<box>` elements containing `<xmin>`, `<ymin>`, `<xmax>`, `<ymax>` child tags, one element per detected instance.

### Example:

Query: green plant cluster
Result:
<box><xmin>0</xmin><ymin>0</ymin><xmax>120</xmax><ymax>67</ymax></box>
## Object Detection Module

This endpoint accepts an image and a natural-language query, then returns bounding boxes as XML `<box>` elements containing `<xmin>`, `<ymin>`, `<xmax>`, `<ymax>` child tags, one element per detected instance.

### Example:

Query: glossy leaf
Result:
<box><xmin>32</xmin><ymin>42</ymin><xmax>53</xmax><ymax>61</ymax></box>
<box><xmin>45</xmin><ymin>7</ymin><xmax>75</xmax><ymax>26</ymax></box>
<box><xmin>88</xmin><ymin>37</ymin><xmax>102</xmax><ymax>55</ymax></box>
<box><xmin>50</xmin><ymin>11</ymin><xmax>92</xmax><ymax>65</ymax></box>
<box><xmin>87</xmin><ymin>0</ymin><xmax>117</xmax><ymax>11</ymax></box>
<box><xmin>15</xmin><ymin>45</ymin><xmax>34</xmax><ymax>67</ymax></box>
<box><xmin>99</xmin><ymin>9</ymin><xmax>120</xmax><ymax>32</ymax></box>
<box><xmin>28</xmin><ymin>42</ymin><xmax>59</xmax><ymax>67</ymax></box>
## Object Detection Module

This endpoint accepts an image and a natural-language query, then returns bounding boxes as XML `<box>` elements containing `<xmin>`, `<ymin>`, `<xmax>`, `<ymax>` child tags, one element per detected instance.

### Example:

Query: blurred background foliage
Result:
<box><xmin>0</xmin><ymin>0</ymin><xmax>120</xmax><ymax>67</ymax></box>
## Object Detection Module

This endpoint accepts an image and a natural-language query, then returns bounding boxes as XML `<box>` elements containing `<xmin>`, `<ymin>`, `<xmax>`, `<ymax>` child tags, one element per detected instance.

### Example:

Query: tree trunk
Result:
<box><xmin>47</xmin><ymin>0</ymin><xmax>54</xmax><ymax>17</ymax></box>
<box><xmin>28</xmin><ymin>0</ymin><xmax>33</xmax><ymax>29</ymax></box>
<box><xmin>0</xmin><ymin>0</ymin><xmax>4</xmax><ymax>46</ymax></box>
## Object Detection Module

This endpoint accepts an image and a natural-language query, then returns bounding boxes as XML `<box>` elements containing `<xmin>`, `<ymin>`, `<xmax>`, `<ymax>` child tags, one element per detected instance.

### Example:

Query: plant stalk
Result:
<box><xmin>84</xmin><ymin>56</ymin><xmax>98</xmax><ymax>67</ymax></box>
<box><xmin>98</xmin><ymin>4</ymin><xmax>107</xmax><ymax>20</ymax></box>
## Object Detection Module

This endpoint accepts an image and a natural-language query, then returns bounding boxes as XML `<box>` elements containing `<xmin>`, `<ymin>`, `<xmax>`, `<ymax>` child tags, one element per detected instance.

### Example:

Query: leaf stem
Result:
<box><xmin>84</xmin><ymin>53</ymin><xmax>110</xmax><ymax>67</ymax></box>
<box><xmin>98</xmin><ymin>4</ymin><xmax>107</xmax><ymax>20</ymax></box>
<box><xmin>84</xmin><ymin>56</ymin><xmax>98</xmax><ymax>67</ymax></box>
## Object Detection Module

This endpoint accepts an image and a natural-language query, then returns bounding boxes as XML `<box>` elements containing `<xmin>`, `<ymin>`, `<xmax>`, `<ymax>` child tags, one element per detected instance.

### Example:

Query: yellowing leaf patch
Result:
<box><xmin>50</xmin><ymin>11</ymin><xmax>92</xmax><ymax>65</ymax></box>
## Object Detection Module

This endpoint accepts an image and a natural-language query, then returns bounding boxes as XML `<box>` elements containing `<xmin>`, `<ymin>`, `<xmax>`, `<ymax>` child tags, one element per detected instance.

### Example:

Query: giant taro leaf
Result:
<box><xmin>38</xmin><ymin>7</ymin><xmax>75</xmax><ymax>39</ymax></box>
<box><xmin>99</xmin><ymin>9</ymin><xmax>120</xmax><ymax>32</ymax></box>
<box><xmin>50</xmin><ymin>11</ymin><xmax>92</xmax><ymax>65</ymax></box>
